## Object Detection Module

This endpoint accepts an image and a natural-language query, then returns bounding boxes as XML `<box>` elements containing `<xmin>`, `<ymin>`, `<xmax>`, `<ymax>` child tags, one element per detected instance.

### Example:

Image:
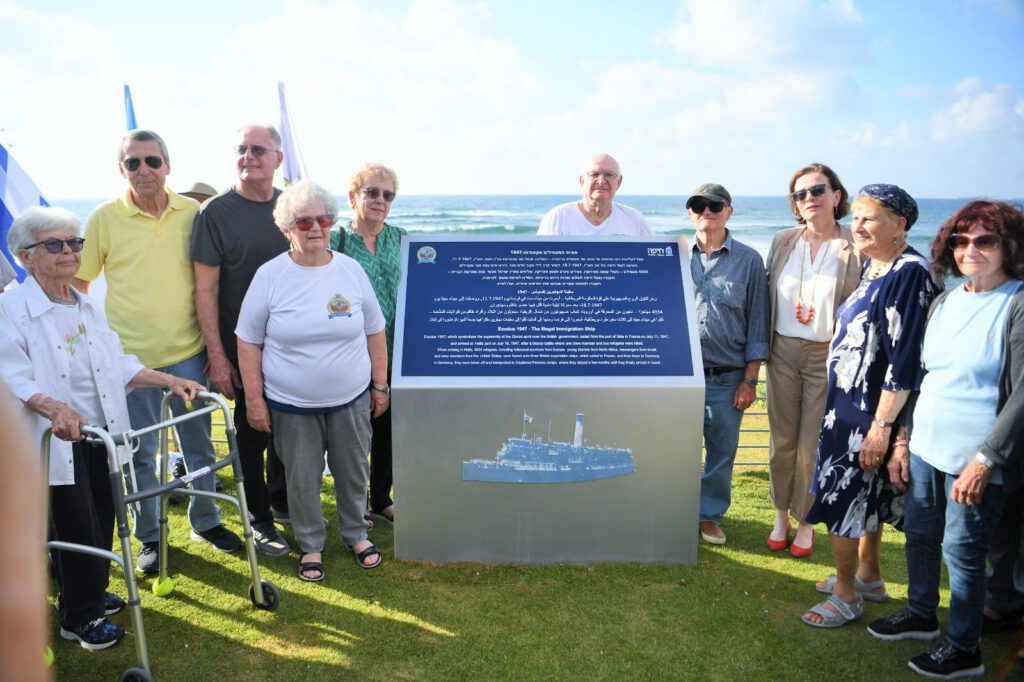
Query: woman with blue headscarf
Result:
<box><xmin>801</xmin><ymin>184</ymin><xmax>942</xmax><ymax>628</ymax></box>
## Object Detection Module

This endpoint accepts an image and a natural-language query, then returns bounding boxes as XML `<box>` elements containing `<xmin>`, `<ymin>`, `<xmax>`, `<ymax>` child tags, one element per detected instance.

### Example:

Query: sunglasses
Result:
<box><xmin>292</xmin><ymin>214</ymin><xmax>335</xmax><ymax>231</ymax></box>
<box><xmin>791</xmin><ymin>183</ymin><xmax>830</xmax><ymax>203</ymax></box>
<box><xmin>25</xmin><ymin>237</ymin><xmax>86</xmax><ymax>254</ymax></box>
<box><xmin>361</xmin><ymin>187</ymin><xmax>396</xmax><ymax>202</ymax></box>
<box><xmin>122</xmin><ymin>156</ymin><xmax>164</xmax><ymax>172</ymax></box>
<box><xmin>689</xmin><ymin>200</ymin><xmax>726</xmax><ymax>214</ymax></box>
<box><xmin>235</xmin><ymin>144</ymin><xmax>277</xmax><ymax>157</ymax></box>
<box><xmin>949</xmin><ymin>233</ymin><xmax>1001</xmax><ymax>251</ymax></box>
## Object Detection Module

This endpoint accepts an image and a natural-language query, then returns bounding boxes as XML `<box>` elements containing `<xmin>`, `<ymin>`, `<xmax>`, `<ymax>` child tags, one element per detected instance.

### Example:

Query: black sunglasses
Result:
<box><xmin>690</xmin><ymin>200</ymin><xmax>726</xmax><ymax>214</ymax></box>
<box><xmin>235</xmin><ymin>144</ymin><xmax>277</xmax><ymax>157</ymax></box>
<box><xmin>791</xmin><ymin>183</ymin><xmax>830</xmax><ymax>203</ymax></box>
<box><xmin>122</xmin><ymin>156</ymin><xmax>163</xmax><ymax>172</ymax></box>
<box><xmin>25</xmin><ymin>237</ymin><xmax>86</xmax><ymax>254</ymax></box>
<box><xmin>361</xmin><ymin>187</ymin><xmax>396</xmax><ymax>202</ymax></box>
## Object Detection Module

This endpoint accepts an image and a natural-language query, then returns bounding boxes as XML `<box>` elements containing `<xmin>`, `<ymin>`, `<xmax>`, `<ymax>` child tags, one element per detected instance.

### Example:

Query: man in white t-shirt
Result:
<box><xmin>537</xmin><ymin>153</ymin><xmax>652</xmax><ymax>236</ymax></box>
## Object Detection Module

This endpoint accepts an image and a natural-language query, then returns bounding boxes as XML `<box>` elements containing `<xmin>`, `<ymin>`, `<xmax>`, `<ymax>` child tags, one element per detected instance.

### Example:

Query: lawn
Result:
<box><xmin>48</xmin><ymin>404</ymin><xmax>1024</xmax><ymax>681</ymax></box>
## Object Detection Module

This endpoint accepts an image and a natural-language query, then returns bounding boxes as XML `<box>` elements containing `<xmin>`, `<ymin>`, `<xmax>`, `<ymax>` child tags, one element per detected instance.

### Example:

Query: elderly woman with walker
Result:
<box><xmin>0</xmin><ymin>207</ymin><xmax>202</xmax><ymax>651</ymax></box>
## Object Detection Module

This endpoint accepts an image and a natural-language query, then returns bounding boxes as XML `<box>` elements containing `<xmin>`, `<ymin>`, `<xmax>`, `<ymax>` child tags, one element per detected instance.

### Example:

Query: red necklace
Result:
<box><xmin>795</xmin><ymin>235</ymin><xmax>830</xmax><ymax>325</ymax></box>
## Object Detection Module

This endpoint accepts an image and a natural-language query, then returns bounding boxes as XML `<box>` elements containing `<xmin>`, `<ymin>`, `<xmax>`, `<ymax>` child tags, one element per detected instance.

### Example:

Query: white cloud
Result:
<box><xmin>654</xmin><ymin>0</ymin><xmax>866</xmax><ymax>72</ymax></box>
<box><xmin>931</xmin><ymin>81</ymin><xmax>1023</xmax><ymax>142</ymax></box>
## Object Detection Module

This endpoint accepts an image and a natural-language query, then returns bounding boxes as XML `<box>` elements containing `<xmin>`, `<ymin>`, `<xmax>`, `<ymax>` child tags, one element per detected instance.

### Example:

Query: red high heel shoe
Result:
<box><xmin>790</xmin><ymin>529</ymin><xmax>815</xmax><ymax>558</ymax></box>
<box><xmin>766</xmin><ymin>522</ymin><xmax>791</xmax><ymax>552</ymax></box>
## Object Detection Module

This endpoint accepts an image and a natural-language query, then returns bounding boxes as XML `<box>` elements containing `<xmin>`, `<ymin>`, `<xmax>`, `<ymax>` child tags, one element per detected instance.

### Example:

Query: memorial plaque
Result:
<box><xmin>392</xmin><ymin>235</ymin><xmax>704</xmax><ymax>564</ymax></box>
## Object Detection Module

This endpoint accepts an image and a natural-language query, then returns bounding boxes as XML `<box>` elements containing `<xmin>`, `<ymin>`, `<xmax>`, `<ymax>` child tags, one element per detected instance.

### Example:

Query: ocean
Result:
<box><xmin>58</xmin><ymin>194</ymin><xmax>971</xmax><ymax>260</ymax></box>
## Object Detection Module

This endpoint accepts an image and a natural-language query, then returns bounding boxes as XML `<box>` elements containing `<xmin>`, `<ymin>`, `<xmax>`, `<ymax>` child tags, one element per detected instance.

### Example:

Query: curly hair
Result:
<box><xmin>930</xmin><ymin>201</ymin><xmax>1024</xmax><ymax>280</ymax></box>
<box><xmin>787</xmin><ymin>163</ymin><xmax>850</xmax><ymax>225</ymax></box>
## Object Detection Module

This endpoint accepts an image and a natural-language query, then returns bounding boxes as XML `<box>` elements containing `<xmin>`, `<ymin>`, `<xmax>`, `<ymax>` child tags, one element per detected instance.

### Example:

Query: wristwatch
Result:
<box><xmin>744</xmin><ymin>377</ymin><xmax>758</xmax><ymax>388</ymax></box>
<box><xmin>371</xmin><ymin>383</ymin><xmax>390</xmax><ymax>395</ymax></box>
<box><xmin>873</xmin><ymin>417</ymin><xmax>892</xmax><ymax>429</ymax></box>
<box><xmin>975</xmin><ymin>452</ymin><xmax>994</xmax><ymax>469</ymax></box>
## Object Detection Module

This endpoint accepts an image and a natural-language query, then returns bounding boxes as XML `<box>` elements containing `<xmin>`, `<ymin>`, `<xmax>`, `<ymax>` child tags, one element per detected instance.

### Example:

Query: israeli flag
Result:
<box><xmin>124</xmin><ymin>84</ymin><xmax>138</xmax><ymax>130</ymax></box>
<box><xmin>523</xmin><ymin>411</ymin><xmax>533</xmax><ymax>424</ymax></box>
<box><xmin>0</xmin><ymin>143</ymin><xmax>49</xmax><ymax>284</ymax></box>
<box><xmin>278</xmin><ymin>81</ymin><xmax>307</xmax><ymax>184</ymax></box>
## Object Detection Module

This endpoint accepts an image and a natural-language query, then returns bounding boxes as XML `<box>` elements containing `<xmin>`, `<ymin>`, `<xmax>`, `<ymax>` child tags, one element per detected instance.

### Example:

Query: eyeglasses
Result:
<box><xmin>25</xmin><ymin>237</ymin><xmax>86</xmax><ymax>254</ymax></box>
<box><xmin>360</xmin><ymin>187</ymin><xmax>396</xmax><ymax>202</ymax></box>
<box><xmin>791</xmin><ymin>184</ymin><xmax>830</xmax><ymax>203</ymax></box>
<box><xmin>122</xmin><ymin>156</ymin><xmax>163</xmax><ymax>172</ymax></box>
<box><xmin>586</xmin><ymin>171</ymin><xmax>619</xmax><ymax>182</ymax></box>
<box><xmin>689</xmin><ymin>200</ymin><xmax>727</xmax><ymax>214</ymax></box>
<box><xmin>292</xmin><ymin>214</ymin><xmax>335</xmax><ymax>231</ymax></box>
<box><xmin>949</xmin><ymin>233</ymin><xmax>1001</xmax><ymax>251</ymax></box>
<box><xmin>235</xmin><ymin>144</ymin><xmax>277</xmax><ymax>157</ymax></box>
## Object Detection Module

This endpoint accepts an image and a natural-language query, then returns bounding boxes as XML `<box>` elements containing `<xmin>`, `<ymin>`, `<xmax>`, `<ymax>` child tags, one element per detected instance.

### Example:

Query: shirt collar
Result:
<box><xmin>690</xmin><ymin>228</ymin><xmax>733</xmax><ymax>255</ymax></box>
<box><xmin>23</xmin><ymin>274</ymin><xmax>100</xmax><ymax>319</ymax></box>
<box><xmin>112</xmin><ymin>187</ymin><xmax>189</xmax><ymax>219</ymax></box>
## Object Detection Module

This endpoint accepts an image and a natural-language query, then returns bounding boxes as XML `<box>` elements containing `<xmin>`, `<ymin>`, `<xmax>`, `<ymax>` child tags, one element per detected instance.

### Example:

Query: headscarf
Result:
<box><xmin>856</xmin><ymin>184</ymin><xmax>918</xmax><ymax>229</ymax></box>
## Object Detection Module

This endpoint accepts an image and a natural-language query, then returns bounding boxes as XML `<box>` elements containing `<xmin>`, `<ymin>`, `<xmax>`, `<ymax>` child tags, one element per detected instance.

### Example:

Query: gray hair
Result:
<box><xmin>236</xmin><ymin>124</ymin><xmax>282</xmax><ymax>150</ymax></box>
<box><xmin>272</xmin><ymin>180</ymin><xmax>339</xmax><ymax>230</ymax></box>
<box><xmin>7</xmin><ymin>206</ymin><xmax>82</xmax><ymax>271</ymax></box>
<box><xmin>119</xmin><ymin>129</ymin><xmax>170</xmax><ymax>163</ymax></box>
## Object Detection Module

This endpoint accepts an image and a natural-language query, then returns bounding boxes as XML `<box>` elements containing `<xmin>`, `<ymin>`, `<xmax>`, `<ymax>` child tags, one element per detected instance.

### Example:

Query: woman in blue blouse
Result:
<box><xmin>802</xmin><ymin>184</ymin><xmax>941</xmax><ymax>628</ymax></box>
<box><xmin>867</xmin><ymin>201</ymin><xmax>1024</xmax><ymax>679</ymax></box>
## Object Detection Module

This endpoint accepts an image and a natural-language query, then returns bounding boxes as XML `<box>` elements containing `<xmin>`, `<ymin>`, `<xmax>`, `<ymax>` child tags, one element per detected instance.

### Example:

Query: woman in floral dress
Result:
<box><xmin>802</xmin><ymin>184</ymin><xmax>942</xmax><ymax>628</ymax></box>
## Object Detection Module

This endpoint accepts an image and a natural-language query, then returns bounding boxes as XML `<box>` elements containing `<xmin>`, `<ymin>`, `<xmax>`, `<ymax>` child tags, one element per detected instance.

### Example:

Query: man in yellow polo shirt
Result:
<box><xmin>74</xmin><ymin>130</ymin><xmax>240</xmax><ymax>574</ymax></box>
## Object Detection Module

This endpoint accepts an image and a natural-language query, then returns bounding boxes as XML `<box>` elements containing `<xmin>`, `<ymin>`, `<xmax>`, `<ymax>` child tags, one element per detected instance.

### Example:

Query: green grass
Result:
<box><xmin>50</xmin><ymin>395</ymin><xmax>1024</xmax><ymax>680</ymax></box>
<box><xmin>50</xmin><ymin>464</ymin><xmax>1024</xmax><ymax>681</ymax></box>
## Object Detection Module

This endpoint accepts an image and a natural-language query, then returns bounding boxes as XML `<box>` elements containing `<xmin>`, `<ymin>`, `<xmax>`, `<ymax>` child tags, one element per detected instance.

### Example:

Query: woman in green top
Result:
<box><xmin>330</xmin><ymin>163</ymin><xmax>406</xmax><ymax>524</ymax></box>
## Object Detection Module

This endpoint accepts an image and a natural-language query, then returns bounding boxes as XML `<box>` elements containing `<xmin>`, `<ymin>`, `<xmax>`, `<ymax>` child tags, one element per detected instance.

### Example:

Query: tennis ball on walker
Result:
<box><xmin>184</xmin><ymin>400</ymin><xmax>194</xmax><ymax>411</ymax></box>
<box><xmin>152</xmin><ymin>576</ymin><xmax>175</xmax><ymax>597</ymax></box>
<box><xmin>44</xmin><ymin>646</ymin><xmax>54</xmax><ymax>667</ymax></box>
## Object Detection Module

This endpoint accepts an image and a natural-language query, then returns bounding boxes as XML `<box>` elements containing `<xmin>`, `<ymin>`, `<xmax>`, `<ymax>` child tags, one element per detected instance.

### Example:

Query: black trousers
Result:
<box><xmin>50</xmin><ymin>441</ymin><xmax>113</xmax><ymax>628</ymax></box>
<box><xmin>368</xmin><ymin>405</ymin><xmax>393</xmax><ymax>513</ymax></box>
<box><xmin>233</xmin><ymin>389</ymin><xmax>289</xmax><ymax>523</ymax></box>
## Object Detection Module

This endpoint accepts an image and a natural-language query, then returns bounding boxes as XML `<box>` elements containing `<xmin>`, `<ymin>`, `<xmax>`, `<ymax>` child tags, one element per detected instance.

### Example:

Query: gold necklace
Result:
<box><xmin>795</xmin><ymin>235</ymin><xmax>830</xmax><ymax>325</ymax></box>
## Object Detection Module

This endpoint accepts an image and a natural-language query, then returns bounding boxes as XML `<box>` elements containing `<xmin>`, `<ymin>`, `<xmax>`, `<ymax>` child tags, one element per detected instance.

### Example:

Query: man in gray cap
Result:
<box><xmin>687</xmin><ymin>183</ymin><xmax>769</xmax><ymax>545</ymax></box>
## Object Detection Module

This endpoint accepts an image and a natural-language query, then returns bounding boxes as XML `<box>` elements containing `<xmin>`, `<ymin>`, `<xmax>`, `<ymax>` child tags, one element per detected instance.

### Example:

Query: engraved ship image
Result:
<box><xmin>463</xmin><ymin>412</ymin><xmax>636</xmax><ymax>483</ymax></box>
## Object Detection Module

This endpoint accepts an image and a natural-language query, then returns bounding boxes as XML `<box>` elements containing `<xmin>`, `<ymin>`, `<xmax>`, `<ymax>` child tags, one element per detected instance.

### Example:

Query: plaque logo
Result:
<box><xmin>416</xmin><ymin>245</ymin><xmax>438</xmax><ymax>264</ymax></box>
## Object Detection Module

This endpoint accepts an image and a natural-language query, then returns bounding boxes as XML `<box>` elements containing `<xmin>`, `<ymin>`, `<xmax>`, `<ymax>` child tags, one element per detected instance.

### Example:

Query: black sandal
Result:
<box><xmin>298</xmin><ymin>553</ymin><xmax>325</xmax><ymax>582</ymax></box>
<box><xmin>353</xmin><ymin>543</ymin><xmax>382</xmax><ymax>570</ymax></box>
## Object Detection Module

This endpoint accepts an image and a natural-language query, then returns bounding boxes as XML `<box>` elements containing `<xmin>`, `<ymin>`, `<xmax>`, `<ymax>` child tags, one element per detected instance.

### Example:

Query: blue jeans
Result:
<box><xmin>125</xmin><ymin>350</ymin><xmax>220</xmax><ymax>543</ymax></box>
<box><xmin>700</xmin><ymin>369</ymin><xmax>745</xmax><ymax>523</ymax></box>
<box><xmin>904</xmin><ymin>453</ymin><xmax>1005</xmax><ymax>651</ymax></box>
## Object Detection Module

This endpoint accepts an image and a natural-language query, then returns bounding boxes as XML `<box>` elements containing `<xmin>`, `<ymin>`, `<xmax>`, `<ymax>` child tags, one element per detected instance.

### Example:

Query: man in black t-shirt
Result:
<box><xmin>191</xmin><ymin>124</ymin><xmax>291</xmax><ymax>556</ymax></box>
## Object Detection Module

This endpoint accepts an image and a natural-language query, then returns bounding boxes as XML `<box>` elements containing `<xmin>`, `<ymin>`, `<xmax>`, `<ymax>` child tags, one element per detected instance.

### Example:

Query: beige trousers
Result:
<box><xmin>767</xmin><ymin>333</ymin><xmax>829</xmax><ymax>522</ymax></box>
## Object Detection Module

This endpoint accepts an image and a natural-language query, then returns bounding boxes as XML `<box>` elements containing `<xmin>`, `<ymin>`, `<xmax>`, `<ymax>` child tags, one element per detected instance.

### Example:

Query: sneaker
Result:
<box><xmin>868</xmin><ymin>607</ymin><xmax>941</xmax><ymax>641</ymax></box>
<box><xmin>908</xmin><ymin>639</ymin><xmax>985</xmax><ymax>679</ymax></box>
<box><xmin>59</xmin><ymin>617</ymin><xmax>125</xmax><ymax>651</ymax></box>
<box><xmin>136</xmin><ymin>541</ymin><xmax>160</xmax><ymax>575</ymax></box>
<box><xmin>55</xmin><ymin>592</ymin><xmax>125</xmax><ymax>617</ymax></box>
<box><xmin>191</xmin><ymin>524</ymin><xmax>242</xmax><ymax>553</ymax></box>
<box><xmin>252</xmin><ymin>521</ymin><xmax>291</xmax><ymax>557</ymax></box>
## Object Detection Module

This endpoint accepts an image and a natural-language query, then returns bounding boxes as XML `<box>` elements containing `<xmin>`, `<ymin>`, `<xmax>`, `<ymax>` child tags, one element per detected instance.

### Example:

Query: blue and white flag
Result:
<box><xmin>0</xmin><ymin>143</ymin><xmax>49</xmax><ymax>283</ymax></box>
<box><xmin>523</xmin><ymin>411</ymin><xmax>533</xmax><ymax>424</ymax></box>
<box><xmin>124</xmin><ymin>84</ymin><xmax>138</xmax><ymax>130</ymax></box>
<box><xmin>278</xmin><ymin>81</ymin><xmax>307</xmax><ymax>184</ymax></box>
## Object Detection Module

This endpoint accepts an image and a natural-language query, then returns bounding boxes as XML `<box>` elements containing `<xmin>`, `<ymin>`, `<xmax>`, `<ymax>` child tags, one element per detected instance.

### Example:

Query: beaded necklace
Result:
<box><xmin>795</xmin><ymin>235</ymin><xmax>831</xmax><ymax>325</ymax></box>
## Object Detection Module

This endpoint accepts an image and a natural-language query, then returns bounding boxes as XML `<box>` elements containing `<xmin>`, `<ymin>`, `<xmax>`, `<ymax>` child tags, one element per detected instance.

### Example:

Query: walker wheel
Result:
<box><xmin>248</xmin><ymin>580</ymin><xmax>280</xmax><ymax>611</ymax></box>
<box><xmin>152</xmin><ymin>576</ymin><xmax>175</xmax><ymax>597</ymax></box>
<box><xmin>120</xmin><ymin>667</ymin><xmax>153</xmax><ymax>682</ymax></box>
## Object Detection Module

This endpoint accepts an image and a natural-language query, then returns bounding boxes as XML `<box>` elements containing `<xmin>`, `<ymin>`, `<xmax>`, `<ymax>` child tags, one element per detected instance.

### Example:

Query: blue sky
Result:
<box><xmin>2</xmin><ymin>0</ymin><xmax>1022</xmax><ymax>199</ymax></box>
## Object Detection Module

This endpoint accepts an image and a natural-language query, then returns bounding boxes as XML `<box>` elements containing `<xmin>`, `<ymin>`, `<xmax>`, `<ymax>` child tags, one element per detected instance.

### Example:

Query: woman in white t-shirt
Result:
<box><xmin>236</xmin><ymin>181</ymin><xmax>389</xmax><ymax>582</ymax></box>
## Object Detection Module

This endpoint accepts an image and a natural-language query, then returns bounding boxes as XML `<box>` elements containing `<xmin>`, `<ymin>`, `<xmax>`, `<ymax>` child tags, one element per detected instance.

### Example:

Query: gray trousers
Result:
<box><xmin>271</xmin><ymin>392</ymin><xmax>372</xmax><ymax>554</ymax></box>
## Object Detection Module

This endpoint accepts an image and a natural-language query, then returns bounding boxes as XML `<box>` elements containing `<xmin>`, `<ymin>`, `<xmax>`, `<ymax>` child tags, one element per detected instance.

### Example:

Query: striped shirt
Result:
<box><xmin>689</xmin><ymin>230</ymin><xmax>770</xmax><ymax>369</ymax></box>
<box><xmin>330</xmin><ymin>221</ymin><xmax>406</xmax><ymax>364</ymax></box>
